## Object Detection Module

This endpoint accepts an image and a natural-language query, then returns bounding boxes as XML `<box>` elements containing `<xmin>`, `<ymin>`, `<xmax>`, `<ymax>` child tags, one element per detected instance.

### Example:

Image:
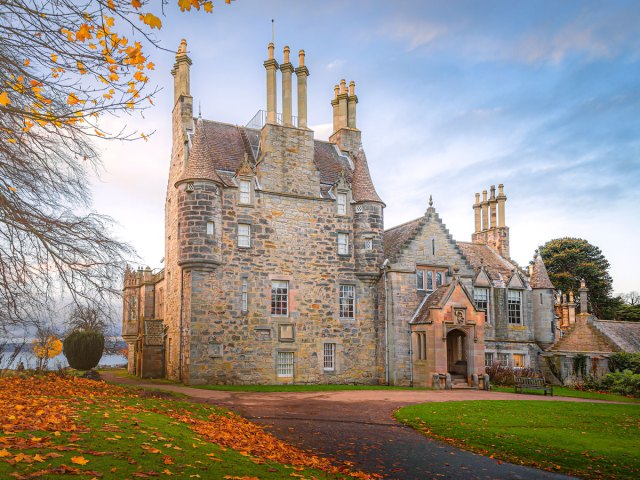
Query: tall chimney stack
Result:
<box><xmin>280</xmin><ymin>46</ymin><xmax>293</xmax><ymax>126</ymax></box>
<box><xmin>489</xmin><ymin>185</ymin><xmax>497</xmax><ymax>229</ymax></box>
<box><xmin>172</xmin><ymin>39</ymin><xmax>192</xmax><ymax>105</ymax></box>
<box><xmin>481</xmin><ymin>190</ymin><xmax>489</xmax><ymax>231</ymax></box>
<box><xmin>497</xmin><ymin>183</ymin><xmax>507</xmax><ymax>227</ymax></box>
<box><xmin>473</xmin><ymin>193</ymin><xmax>481</xmax><ymax>233</ymax></box>
<box><xmin>264</xmin><ymin>43</ymin><xmax>279</xmax><ymax>124</ymax></box>
<box><xmin>295</xmin><ymin>49</ymin><xmax>309</xmax><ymax>128</ymax></box>
<box><xmin>347</xmin><ymin>80</ymin><xmax>358</xmax><ymax>128</ymax></box>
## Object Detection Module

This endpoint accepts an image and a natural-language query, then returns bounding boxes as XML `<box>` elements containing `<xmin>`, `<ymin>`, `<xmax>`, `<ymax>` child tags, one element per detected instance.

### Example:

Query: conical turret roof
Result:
<box><xmin>530</xmin><ymin>253</ymin><xmax>555</xmax><ymax>289</ymax></box>
<box><xmin>175</xmin><ymin>118</ymin><xmax>225</xmax><ymax>186</ymax></box>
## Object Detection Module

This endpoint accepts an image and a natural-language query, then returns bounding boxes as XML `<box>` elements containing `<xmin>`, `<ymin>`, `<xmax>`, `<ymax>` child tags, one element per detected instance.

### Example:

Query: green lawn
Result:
<box><xmin>491</xmin><ymin>385</ymin><xmax>640</xmax><ymax>403</ymax></box>
<box><xmin>395</xmin><ymin>400</ymin><xmax>640</xmax><ymax>480</ymax></box>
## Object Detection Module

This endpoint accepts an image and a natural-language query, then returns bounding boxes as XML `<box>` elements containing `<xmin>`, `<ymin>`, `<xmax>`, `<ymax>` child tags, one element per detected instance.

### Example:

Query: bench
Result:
<box><xmin>514</xmin><ymin>376</ymin><xmax>553</xmax><ymax>396</ymax></box>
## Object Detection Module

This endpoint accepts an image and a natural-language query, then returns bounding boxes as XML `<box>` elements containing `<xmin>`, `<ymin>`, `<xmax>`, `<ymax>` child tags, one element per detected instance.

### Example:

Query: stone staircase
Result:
<box><xmin>451</xmin><ymin>374</ymin><xmax>472</xmax><ymax>389</ymax></box>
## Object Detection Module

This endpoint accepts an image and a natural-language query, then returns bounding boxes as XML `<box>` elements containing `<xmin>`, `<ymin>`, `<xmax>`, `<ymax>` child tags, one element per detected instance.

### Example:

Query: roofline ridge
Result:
<box><xmin>384</xmin><ymin>216</ymin><xmax>422</xmax><ymax>234</ymax></box>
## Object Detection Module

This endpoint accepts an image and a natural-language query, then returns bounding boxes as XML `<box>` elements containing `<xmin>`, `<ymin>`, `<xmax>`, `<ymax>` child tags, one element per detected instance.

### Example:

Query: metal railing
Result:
<box><xmin>245</xmin><ymin>109</ymin><xmax>298</xmax><ymax>130</ymax></box>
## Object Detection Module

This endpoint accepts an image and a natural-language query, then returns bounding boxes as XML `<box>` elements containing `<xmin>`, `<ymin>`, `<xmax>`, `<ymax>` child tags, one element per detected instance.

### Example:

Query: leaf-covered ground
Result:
<box><xmin>395</xmin><ymin>400</ymin><xmax>640</xmax><ymax>480</ymax></box>
<box><xmin>0</xmin><ymin>375</ymin><xmax>378</xmax><ymax>479</ymax></box>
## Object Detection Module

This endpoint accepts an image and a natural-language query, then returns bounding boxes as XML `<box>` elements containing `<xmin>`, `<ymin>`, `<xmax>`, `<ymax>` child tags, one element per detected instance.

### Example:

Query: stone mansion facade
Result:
<box><xmin>122</xmin><ymin>40</ymin><xmax>558</xmax><ymax>386</ymax></box>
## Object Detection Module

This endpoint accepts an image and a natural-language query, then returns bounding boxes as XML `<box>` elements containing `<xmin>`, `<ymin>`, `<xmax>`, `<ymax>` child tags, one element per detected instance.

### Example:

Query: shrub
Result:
<box><xmin>600</xmin><ymin>370</ymin><xmax>640</xmax><ymax>397</ymax></box>
<box><xmin>485</xmin><ymin>363</ymin><xmax>539</xmax><ymax>386</ymax></box>
<box><xmin>608</xmin><ymin>352</ymin><xmax>640</xmax><ymax>374</ymax></box>
<box><xmin>63</xmin><ymin>330</ymin><xmax>104</xmax><ymax>371</ymax></box>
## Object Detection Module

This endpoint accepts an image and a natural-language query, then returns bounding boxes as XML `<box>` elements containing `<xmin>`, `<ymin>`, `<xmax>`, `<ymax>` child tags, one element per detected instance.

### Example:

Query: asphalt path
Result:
<box><xmin>104</xmin><ymin>374</ymin><xmax>586</xmax><ymax>480</ymax></box>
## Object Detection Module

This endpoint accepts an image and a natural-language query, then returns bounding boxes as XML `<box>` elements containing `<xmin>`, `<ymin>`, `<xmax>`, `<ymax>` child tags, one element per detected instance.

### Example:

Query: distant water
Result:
<box><xmin>1</xmin><ymin>344</ymin><xmax>127</xmax><ymax>370</ymax></box>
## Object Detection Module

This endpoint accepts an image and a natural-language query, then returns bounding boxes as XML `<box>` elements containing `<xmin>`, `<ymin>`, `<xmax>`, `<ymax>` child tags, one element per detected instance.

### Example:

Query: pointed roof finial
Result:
<box><xmin>429</xmin><ymin>195</ymin><xmax>433</xmax><ymax>207</ymax></box>
<box><xmin>198</xmin><ymin>101</ymin><xmax>202</xmax><ymax>118</ymax></box>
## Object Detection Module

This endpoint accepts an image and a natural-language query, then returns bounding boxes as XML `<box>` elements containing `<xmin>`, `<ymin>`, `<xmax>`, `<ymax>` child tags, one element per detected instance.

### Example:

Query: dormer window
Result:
<box><xmin>239</xmin><ymin>179</ymin><xmax>251</xmax><ymax>204</ymax></box>
<box><xmin>508</xmin><ymin>290</ymin><xmax>522</xmax><ymax>324</ymax></box>
<box><xmin>337</xmin><ymin>193</ymin><xmax>347</xmax><ymax>215</ymax></box>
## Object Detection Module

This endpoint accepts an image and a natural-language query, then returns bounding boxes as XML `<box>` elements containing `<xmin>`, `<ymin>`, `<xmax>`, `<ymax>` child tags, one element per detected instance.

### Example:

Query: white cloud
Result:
<box><xmin>382</xmin><ymin>18</ymin><xmax>448</xmax><ymax>51</ymax></box>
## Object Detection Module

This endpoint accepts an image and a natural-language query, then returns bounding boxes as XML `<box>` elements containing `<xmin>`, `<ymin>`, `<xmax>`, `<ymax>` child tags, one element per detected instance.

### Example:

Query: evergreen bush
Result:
<box><xmin>63</xmin><ymin>330</ymin><xmax>104</xmax><ymax>371</ymax></box>
<box><xmin>608</xmin><ymin>352</ymin><xmax>640</xmax><ymax>374</ymax></box>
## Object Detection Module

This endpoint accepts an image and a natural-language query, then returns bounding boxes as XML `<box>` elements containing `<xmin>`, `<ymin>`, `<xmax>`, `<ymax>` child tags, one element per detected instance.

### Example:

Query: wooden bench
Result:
<box><xmin>514</xmin><ymin>376</ymin><xmax>553</xmax><ymax>396</ymax></box>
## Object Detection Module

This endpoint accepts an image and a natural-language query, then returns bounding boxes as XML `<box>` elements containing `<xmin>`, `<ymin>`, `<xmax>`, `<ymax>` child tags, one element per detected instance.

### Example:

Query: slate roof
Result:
<box><xmin>410</xmin><ymin>284</ymin><xmax>450</xmax><ymax>324</ymax></box>
<box><xmin>176</xmin><ymin>118</ymin><xmax>227</xmax><ymax>185</ymax></box>
<box><xmin>383</xmin><ymin>217</ymin><xmax>423</xmax><ymax>260</ymax></box>
<box><xmin>594</xmin><ymin>320</ymin><xmax>640</xmax><ymax>353</ymax></box>
<box><xmin>456</xmin><ymin>242</ymin><xmax>518</xmax><ymax>288</ymax></box>
<box><xmin>530</xmin><ymin>253</ymin><xmax>555</xmax><ymax>289</ymax></box>
<box><xmin>351</xmin><ymin>148</ymin><xmax>384</xmax><ymax>204</ymax></box>
<box><xmin>176</xmin><ymin>119</ymin><xmax>383</xmax><ymax>203</ymax></box>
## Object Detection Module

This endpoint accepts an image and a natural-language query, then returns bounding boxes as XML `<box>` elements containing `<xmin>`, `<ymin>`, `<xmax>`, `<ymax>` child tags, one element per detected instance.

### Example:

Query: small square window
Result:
<box><xmin>239</xmin><ymin>179</ymin><xmax>251</xmax><ymax>204</ymax></box>
<box><xmin>238</xmin><ymin>223</ymin><xmax>251</xmax><ymax>248</ymax></box>
<box><xmin>277</xmin><ymin>351</ymin><xmax>294</xmax><ymax>377</ymax></box>
<box><xmin>337</xmin><ymin>193</ymin><xmax>347</xmax><ymax>215</ymax></box>
<box><xmin>364</xmin><ymin>238</ymin><xmax>373</xmax><ymax>250</ymax></box>
<box><xmin>323</xmin><ymin>343</ymin><xmax>336</xmax><ymax>371</ymax></box>
<box><xmin>498</xmin><ymin>353</ymin><xmax>510</xmax><ymax>367</ymax></box>
<box><xmin>206</xmin><ymin>221</ymin><xmax>215</xmax><ymax>237</ymax></box>
<box><xmin>337</xmin><ymin>233</ymin><xmax>349</xmax><ymax>255</ymax></box>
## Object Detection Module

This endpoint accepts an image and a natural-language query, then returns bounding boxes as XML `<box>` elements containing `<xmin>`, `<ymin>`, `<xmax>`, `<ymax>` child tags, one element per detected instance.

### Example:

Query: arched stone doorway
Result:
<box><xmin>446</xmin><ymin>329</ymin><xmax>468</xmax><ymax>377</ymax></box>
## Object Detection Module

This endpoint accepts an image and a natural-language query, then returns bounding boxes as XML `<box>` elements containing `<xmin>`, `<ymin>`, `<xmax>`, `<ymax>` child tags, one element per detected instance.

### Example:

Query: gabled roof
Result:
<box><xmin>384</xmin><ymin>217</ymin><xmax>423</xmax><ymax>260</ymax></box>
<box><xmin>456</xmin><ymin>242</ymin><xmax>519</xmax><ymax>288</ymax></box>
<box><xmin>384</xmin><ymin>207</ymin><xmax>467</xmax><ymax>263</ymax></box>
<box><xmin>530</xmin><ymin>253</ymin><xmax>555</xmax><ymax>289</ymax></box>
<box><xmin>410</xmin><ymin>276</ymin><xmax>477</xmax><ymax>324</ymax></box>
<box><xmin>507</xmin><ymin>270</ymin><xmax>526</xmax><ymax>289</ymax></box>
<box><xmin>550</xmin><ymin>316</ymin><xmax>620</xmax><ymax>353</ymax></box>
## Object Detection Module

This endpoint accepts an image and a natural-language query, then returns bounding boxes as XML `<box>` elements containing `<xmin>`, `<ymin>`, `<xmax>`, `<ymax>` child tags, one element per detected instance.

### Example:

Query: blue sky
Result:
<box><xmin>92</xmin><ymin>0</ymin><xmax>640</xmax><ymax>294</ymax></box>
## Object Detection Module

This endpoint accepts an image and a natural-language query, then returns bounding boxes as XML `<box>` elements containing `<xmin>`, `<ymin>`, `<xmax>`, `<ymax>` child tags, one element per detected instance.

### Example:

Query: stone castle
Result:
<box><xmin>122</xmin><ymin>40</ymin><xmax>563</xmax><ymax>386</ymax></box>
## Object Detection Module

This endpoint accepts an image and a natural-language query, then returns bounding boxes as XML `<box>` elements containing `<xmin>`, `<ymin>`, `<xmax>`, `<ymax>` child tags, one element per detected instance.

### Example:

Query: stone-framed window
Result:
<box><xmin>416</xmin><ymin>266</ymin><xmax>446</xmax><ymax>292</ymax></box>
<box><xmin>415</xmin><ymin>332</ymin><xmax>427</xmax><ymax>360</ymax></box>
<box><xmin>241</xmin><ymin>278</ymin><xmax>248</xmax><ymax>313</ymax></box>
<box><xmin>339</xmin><ymin>284</ymin><xmax>355</xmax><ymax>319</ymax></box>
<box><xmin>484</xmin><ymin>352</ymin><xmax>494</xmax><ymax>367</ymax></box>
<box><xmin>474</xmin><ymin>287</ymin><xmax>490</xmax><ymax>323</ymax></box>
<box><xmin>336</xmin><ymin>193</ymin><xmax>347</xmax><ymax>215</ymax></box>
<box><xmin>271</xmin><ymin>280</ymin><xmax>289</xmax><ymax>316</ymax></box>
<box><xmin>513</xmin><ymin>353</ymin><xmax>526</xmax><ymax>368</ymax></box>
<box><xmin>337</xmin><ymin>233</ymin><xmax>349</xmax><ymax>255</ymax></box>
<box><xmin>277</xmin><ymin>351</ymin><xmax>294</xmax><ymax>377</ymax></box>
<box><xmin>238</xmin><ymin>223</ymin><xmax>251</xmax><ymax>248</ymax></box>
<box><xmin>507</xmin><ymin>290</ymin><xmax>522</xmax><ymax>324</ymax></box>
<box><xmin>498</xmin><ymin>353</ymin><xmax>510</xmax><ymax>366</ymax></box>
<box><xmin>238</xmin><ymin>179</ymin><xmax>252</xmax><ymax>204</ymax></box>
<box><xmin>206</xmin><ymin>221</ymin><xmax>215</xmax><ymax>237</ymax></box>
<box><xmin>323</xmin><ymin>343</ymin><xmax>336</xmax><ymax>371</ymax></box>
<box><xmin>364</xmin><ymin>238</ymin><xmax>373</xmax><ymax>250</ymax></box>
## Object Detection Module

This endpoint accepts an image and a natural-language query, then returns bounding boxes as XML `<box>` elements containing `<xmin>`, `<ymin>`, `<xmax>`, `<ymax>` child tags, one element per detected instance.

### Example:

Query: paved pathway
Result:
<box><xmin>105</xmin><ymin>374</ymin><xmax>592</xmax><ymax>480</ymax></box>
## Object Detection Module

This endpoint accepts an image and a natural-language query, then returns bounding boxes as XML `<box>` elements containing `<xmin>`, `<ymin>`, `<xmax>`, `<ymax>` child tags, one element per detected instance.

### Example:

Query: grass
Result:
<box><xmin>491</xmin><ymin>384</ymin><xmax>640</xmax><ymax>403</ymax></box>
<box><xmin>0</xmin><ymin>378</ymin><xmax>368</xmax><ymax>479</ymax></box>
<box><xmin>395</xmin><ymin>400</ymin><xmax>640</xmax><ymax>480</ymax></box>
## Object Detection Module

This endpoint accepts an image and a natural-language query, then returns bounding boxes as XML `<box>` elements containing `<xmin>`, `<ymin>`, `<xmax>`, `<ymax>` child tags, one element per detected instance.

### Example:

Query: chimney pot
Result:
<box><xmin>298</xmin><ymin>49</ymin><xmax>305</xmax><ymax>66</ymax></box>
<box><xmin>334</xmin><ymin>84</ymin><xmax>339</xmax><ymax>99</ymax></box>
<box><xmin>268</xmin><ymin>42</ymin><xmax>274</xmax><ymax>60</ymax></box>
<box><xmin>349</xmin><ymin>80</ymin><xmax>355</xmax><ymax>96</ymax></box>
<box><xmin>283</xmin><ymin>45</ymin><xmax>290</xmax><ymax>63</ymax></box>
<box><xmin>340</xmin><ymin>79</ymin><xmax>346</xmax><ymax>93</ymax></box>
